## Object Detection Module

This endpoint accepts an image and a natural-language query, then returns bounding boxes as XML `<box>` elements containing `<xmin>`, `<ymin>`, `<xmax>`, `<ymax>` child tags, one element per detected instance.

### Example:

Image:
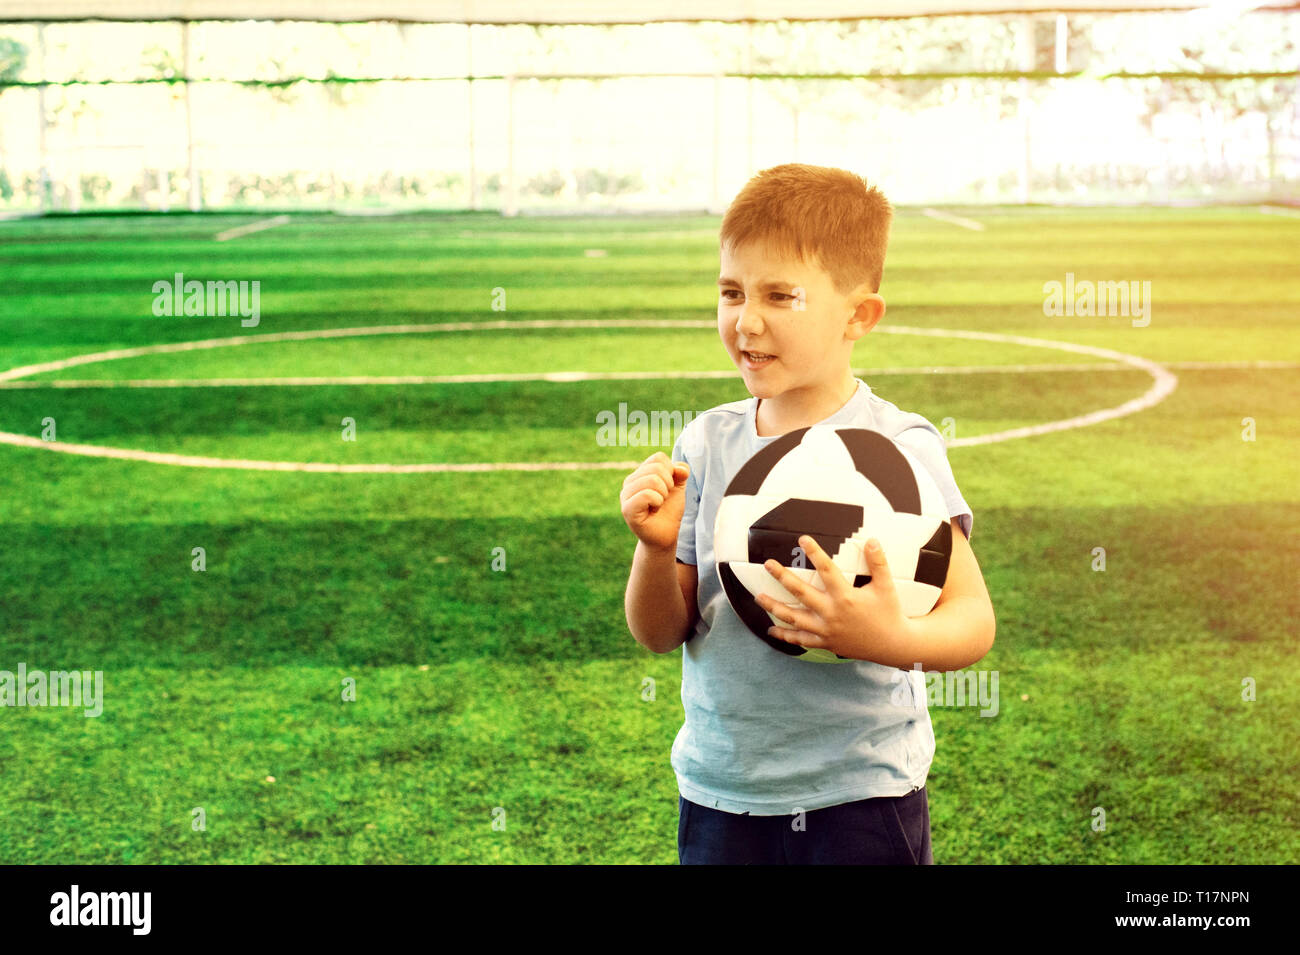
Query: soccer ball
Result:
<box><xmin>714</xmin><ymin>425</ymin><xmax>952</xmax><ymax>663</ymax></box>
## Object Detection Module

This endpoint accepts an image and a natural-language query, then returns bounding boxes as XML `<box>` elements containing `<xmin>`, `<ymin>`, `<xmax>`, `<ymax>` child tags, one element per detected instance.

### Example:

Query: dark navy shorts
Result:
<box><xmin>678</xmin><ymin>786</ymin><xmax>934</xmax><ymax>865</ymax></box>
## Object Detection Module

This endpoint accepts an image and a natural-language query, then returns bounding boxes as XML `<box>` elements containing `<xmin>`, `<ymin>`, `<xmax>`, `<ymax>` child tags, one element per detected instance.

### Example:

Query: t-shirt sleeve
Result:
<box><xmin>671</xmin><ymin>427</ymin><xmax>700</xmax><ymax>565</ymax></box>
<box><xmin>894</xmin><ymin>423</ymin><xmax>974</xmax><ymax>541</ymax></box>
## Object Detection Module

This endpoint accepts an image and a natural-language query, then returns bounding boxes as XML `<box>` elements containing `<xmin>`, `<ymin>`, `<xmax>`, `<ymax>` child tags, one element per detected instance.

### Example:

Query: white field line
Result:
<box><xmin>1258</xmin><ymin>205</ymin><xmax>1300</xmax><ymax>219</ymax></box>
<box><xmin>0</xmin><ymin>320</ymin><xmax>718</xmax><ymax>383</ymax></box>
<box><xmin>0</xmin><ymin>432</ymin><xmax>641</xmax><ymax>473</ymax></box>
<box><xmin>214</xmin><ymin>214</ymin><xmax>291</xmax><ymax>242</ymax></box>
<box><xmin>334</xmin><ymin>208</ymin><xmax>406</xmax><ymax>217</ymax></box>
<box><xmin>0</xmin><ymin>322</ymin><xmax>1181</xmax><ymax>471</ymax></box>
<box><xmin>2</xmin><ymin>359</ymin><xmax>1293</xmax><ymax>391</ymax></box>
<box><xmin>457</xmin><ymin>229</ymin><xmax>718</xmax><ymax>240</ymax></box>
<box><xmin>891</xmin><ymin>327</ymin><xmax>1177</xmax><ymax>449</ymax></box>
<box><xmin>921</xmin><ymin>208</ymin><xmax>986</xmax><ymax>231</ymax></box>
<box><xmin>1159</xmin><ymin>359</ymin><xmax>1300</xmax><ymax>370</ymax></box>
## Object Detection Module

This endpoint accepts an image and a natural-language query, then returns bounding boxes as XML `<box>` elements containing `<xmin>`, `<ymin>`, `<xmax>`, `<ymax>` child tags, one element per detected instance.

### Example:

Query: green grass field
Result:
<box><xmin>0</xmin><ymin>206</ymin><xmax>1296</xmax><ymax>863</ymax></box>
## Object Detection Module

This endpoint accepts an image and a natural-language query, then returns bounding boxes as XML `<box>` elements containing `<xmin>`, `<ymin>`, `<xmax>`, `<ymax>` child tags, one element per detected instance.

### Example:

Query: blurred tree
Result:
<box><xmin>1131</xmin><ymin>15</ymin><xmax>1298</xmax><ymax>187</ymax></box>
<box><xmin>0</xmin><ymin>36</ymin><xmax>28</xmax><ymax>201</ymax></box>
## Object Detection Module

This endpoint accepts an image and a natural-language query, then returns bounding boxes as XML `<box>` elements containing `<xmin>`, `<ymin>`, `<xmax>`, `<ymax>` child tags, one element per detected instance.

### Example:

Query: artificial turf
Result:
<box><xmin>0</xmin><ymin>206</ymin><xmax>1296</xmax><ymax>863</ymax></box>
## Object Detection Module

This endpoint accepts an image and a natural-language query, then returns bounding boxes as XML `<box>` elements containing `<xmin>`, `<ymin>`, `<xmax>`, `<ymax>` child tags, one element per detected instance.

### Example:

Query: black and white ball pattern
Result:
<box><xmin>713</xmin><ymin>425</ymin><xmax>953</xmax><ymax>663</ymax></box>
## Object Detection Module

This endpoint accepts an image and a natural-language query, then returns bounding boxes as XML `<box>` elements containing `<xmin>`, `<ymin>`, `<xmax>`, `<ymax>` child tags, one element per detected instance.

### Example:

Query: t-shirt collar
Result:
<box><xmin>748</xmin><ymin>377</ymin><xmax>871</xmax><ymax>443</ymax></box>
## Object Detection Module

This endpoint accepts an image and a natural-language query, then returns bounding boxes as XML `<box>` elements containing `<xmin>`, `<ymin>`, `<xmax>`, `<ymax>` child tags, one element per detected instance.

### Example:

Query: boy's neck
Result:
<box><xmin>754</xmin><ymin>372</ymin><xmax>859</xmax><ymax>437</ymax></box>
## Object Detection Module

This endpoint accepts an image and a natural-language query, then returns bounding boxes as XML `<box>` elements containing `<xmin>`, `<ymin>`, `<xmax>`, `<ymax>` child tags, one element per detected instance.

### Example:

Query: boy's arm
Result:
<box><xmin>677</xmin><ymin>560</ymin><xmax>699</xmax><ymax>635</ymax></box>
<box><xmin>621</xmin><ymin>450</ymin><xmax>697</xmax><ymax>654</ymax></box>
<box><xmin>624</xmin><ymin>543</ymin><xmax>697</xmax><ymax>654</ymax></box>
<box><xmin>887</xmin><ymin>518</ymin><xmax>994</xmax><ymax>672</ymax></box>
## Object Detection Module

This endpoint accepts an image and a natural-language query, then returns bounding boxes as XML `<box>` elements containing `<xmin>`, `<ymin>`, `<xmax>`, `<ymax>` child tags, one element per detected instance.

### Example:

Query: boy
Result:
<box><xmin>619</xmin><ymin>163</ymin><xmax>996</xmax><ymax>865</ymax></box>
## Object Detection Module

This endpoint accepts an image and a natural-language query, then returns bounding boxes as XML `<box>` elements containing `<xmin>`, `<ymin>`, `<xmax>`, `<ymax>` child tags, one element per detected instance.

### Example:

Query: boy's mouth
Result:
<box><xmin>742</xmin><ymin>350</ymin><xmax>776</xmax><ymax>367</ymax></box>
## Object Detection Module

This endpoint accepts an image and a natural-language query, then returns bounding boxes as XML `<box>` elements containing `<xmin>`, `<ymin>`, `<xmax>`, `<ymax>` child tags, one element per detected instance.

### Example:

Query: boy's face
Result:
<box><xmin>717</xmin><ymin>239</ymin><xmax>882</xmax><ymax>407</ymax></box>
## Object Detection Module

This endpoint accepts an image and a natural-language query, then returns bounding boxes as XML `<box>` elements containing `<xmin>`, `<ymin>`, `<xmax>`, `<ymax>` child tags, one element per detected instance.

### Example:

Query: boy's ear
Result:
<box><xmin>846</xmin><ymin>289</ymin><xmax>886</xmax><ymax>340</ymax></box>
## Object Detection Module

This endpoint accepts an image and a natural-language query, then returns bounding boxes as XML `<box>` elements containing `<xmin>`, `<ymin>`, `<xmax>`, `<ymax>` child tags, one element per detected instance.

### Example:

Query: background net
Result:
<box><xmin>1</xmin><ymin>8</ymin><xmax>1296</xmax><ymax>212</ymax></box>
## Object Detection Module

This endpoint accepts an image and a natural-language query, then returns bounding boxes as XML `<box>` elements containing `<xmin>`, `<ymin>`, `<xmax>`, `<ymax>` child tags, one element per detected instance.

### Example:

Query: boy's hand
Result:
<box><xmin>754</xmin><ymin>534</ymin><xmax>910</xmax><ymax>663</ymax></box>
<box><xmin>620</xmin><ymin>452</ymin><xmax>690</xmax><ymax>552</ymax></box>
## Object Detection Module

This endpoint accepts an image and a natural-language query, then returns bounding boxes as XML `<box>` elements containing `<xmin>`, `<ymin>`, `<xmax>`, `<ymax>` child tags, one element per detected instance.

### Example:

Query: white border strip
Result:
<box><xmin>214</xmin><ymin>214</ymin><xmax>291</xmax><ymax>242</ymax></box>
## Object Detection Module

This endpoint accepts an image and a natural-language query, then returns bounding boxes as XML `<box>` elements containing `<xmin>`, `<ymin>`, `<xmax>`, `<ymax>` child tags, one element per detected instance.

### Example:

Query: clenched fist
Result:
<box><xmin>620</xmin><ymin>451</ymin><xmax>690</xmax><ymax>552</ymax></box>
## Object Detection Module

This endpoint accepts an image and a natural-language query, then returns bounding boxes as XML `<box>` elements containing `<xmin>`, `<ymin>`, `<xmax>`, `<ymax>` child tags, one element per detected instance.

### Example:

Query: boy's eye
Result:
<box><xmin>719</xmin><ymin>290</ymin><xmax>792</xmax><ymax>302</ymax></box>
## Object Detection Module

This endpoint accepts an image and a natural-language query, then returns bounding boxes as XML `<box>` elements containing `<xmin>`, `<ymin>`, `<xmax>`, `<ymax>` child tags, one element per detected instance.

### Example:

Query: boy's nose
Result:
<box><xmin>735</xmin><ymin>304</ymin><xmax>764</xmax><ymax>334</ymax></box>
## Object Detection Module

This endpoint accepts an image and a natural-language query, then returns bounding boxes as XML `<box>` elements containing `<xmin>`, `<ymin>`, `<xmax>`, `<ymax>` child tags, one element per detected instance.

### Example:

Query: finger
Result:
<box><xmin>766</xmin><ymin>623</ymin><xmax>830</xmax><ymax>650</ymax></box>
<box><xmin>863</xmin><ymin>537</ymin><xmax>894</xmax><ymax>586</ymax></box>
<box><xmin>621</xmin><ymin>488</ymin><xmax>665</xmax><ymax>521</ymax></box>
<box><xmin>797</xmin><ymin>535</ymin><xmax>849</xmax><ymax>597</ymax></box>
<box><xmin>624</xmin><ymin>461</ymin><xmax>668</xmax><ymax>489</ymax></box>
<box><xmin>622</xmin><ymin>472</ymin><xmax>671</xmax><ymax>501</ymax></box>
<box><xmin>758</xmin><ymin>564</ymin><xmax>831</xmax><ymax>618</ymax></box>
<box><xmin>630</xmin><ymin>487</ymin><xmax>666</xmax><ymax>512</ymax></box>
<box><xmin>762</xmin><ymin>558</ymin><xmax>830</xmax><ymax>614</ymax></box>
<box><xmin>650</xmin><ymin>458</ymin><xmax>676</xmax><ymax>487</ymax></box>
<box><xmin>758</xmin><ymin>596</ymin><xmax>828</xmax><ymax>638</ymax></box>
<box><xmin>671</xmin><ymin>462</ymin><xmax>689</xmax><ymax>485</ymax></box>
<box><xmin>625</xmin><ymin>451</ymin><xmax>671</xmax><ymax>481</ymax></box>
<box><xmin>638</xmin><ymin>472</ymin><xmax>672</xmax><ymax>497</ymax></box>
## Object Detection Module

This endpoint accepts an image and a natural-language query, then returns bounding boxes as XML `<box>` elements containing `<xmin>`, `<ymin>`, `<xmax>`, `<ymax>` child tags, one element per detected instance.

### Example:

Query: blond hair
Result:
<box><xmin>720</xmin><ymin>163</ymin><xmax>893</xmax><ymax>294</ymax></box>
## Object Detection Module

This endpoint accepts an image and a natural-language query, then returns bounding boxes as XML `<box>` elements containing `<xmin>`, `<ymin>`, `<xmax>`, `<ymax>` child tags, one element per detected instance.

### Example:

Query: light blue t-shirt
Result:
<box><xmin>670</xmin><ymin>377</ymin><xmax>973</xmax><ymax>816</ymax></box>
